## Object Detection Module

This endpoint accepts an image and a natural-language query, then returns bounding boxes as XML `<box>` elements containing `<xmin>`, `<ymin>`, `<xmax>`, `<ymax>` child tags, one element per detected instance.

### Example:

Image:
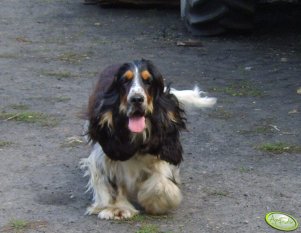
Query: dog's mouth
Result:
<box><xmin>128</xmin><ymin>110</ymin><xmax>146</xmax><ymax>133</ymax></box>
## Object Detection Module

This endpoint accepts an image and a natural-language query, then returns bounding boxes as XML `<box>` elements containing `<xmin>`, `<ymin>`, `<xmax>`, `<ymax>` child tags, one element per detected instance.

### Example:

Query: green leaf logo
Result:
<box><xmin>266</xmin><ymin>212</ymin><xmax>299</xmax><ymax>231</ymax></box>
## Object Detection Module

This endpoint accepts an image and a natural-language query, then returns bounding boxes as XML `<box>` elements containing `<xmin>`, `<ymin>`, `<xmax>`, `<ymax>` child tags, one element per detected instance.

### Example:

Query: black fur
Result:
<box><xmin>87</xmin><ymin>59</ymin><xmax>186</xmax><ymax>165</ymax></box>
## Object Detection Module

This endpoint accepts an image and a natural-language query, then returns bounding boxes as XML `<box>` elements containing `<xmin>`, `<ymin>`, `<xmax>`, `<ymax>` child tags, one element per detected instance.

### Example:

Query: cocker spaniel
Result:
<box><xmin>80</xmin><ymin>59</ymin><xmax>216</xmax><ymax>219</ymax></box>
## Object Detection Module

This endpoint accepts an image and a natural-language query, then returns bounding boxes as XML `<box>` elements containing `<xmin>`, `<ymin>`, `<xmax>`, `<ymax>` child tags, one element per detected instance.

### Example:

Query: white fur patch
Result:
<box><xmin>127</xmin><ymin>65</ymin><xmax>147</xmax><ymax>103</ymax></box>
<box><xmin>80</xmin><ymin>143</ymin><xmax>182</xmax><ymax>218</ymax></box>
<box><xmin>168</xmin><ymin>86</ymin><xmax>217</xmax><ymax>109</ymax></box>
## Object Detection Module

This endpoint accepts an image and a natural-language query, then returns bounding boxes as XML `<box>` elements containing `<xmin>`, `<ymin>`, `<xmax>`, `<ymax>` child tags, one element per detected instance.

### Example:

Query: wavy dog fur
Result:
<box><xmin>80</xmin><ymin>59</ymin><xmax>216</xmax><ymax>219</ymax></box>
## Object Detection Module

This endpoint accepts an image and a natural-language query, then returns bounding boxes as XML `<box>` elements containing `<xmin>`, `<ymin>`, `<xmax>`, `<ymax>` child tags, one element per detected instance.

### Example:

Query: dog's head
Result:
<box><xmin>113</xmin><ymin>59</ymin><xmax>164</xmax><ymax>133</ymax></box>
<box><xmin>87</xmin><ymin>59</ymin><xmax>185</xmax><ymax>164</ymax></box>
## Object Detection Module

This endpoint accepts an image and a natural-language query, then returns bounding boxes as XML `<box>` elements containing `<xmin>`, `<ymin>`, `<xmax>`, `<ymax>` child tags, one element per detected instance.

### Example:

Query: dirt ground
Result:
<box><xmin>1</xmin><ymin>1</ymin><xmax>301</xmax><ymax>232</ymax></box>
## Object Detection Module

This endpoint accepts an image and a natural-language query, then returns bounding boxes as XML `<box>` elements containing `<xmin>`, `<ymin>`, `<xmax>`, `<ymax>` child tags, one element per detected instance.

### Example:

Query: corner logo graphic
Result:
<box><xmin>266</xmin><ymin>212</ymin><xmax>299</xmax><ymax>231</ymax></box>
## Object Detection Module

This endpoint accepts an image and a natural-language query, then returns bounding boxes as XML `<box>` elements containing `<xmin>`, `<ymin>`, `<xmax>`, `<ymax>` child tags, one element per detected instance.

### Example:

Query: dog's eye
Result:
<box><xmin>141</xmin><ymin>70</ymin><xmax>153</xmax><ymax>85</ymax></box>
<box><xmin>120</xmin><ymin>70</ymin><xmax>134</xmax><ymax>83</ymax></box>
<box><xmin>142</xmin><ymin>76</ymin><xmax>153</xmax><ymax>85</ymax></box>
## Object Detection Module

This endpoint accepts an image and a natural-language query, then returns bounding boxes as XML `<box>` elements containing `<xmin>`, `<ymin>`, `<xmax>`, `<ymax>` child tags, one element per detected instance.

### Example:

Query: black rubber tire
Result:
<box><xmin>184</xmin><ymin>0</ymin><xmax>256</xmax><ymax>36</ymax></box>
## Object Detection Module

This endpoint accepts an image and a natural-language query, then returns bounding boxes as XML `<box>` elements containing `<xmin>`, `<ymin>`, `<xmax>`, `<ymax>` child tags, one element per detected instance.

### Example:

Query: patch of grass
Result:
<box><xmin>0</xmin><ymin>111</ymin><xmax>58</xmax><ymax>127</ymax></box>
<box><xmin>254</xmin><ymin>126</ymin><xmax>273</xmax><ymax>134</ymax></box>
<box><xmin>208</xmin><ymin>108</ymin><xmax>232</xmax><ymax>120</ymax></box>
<box><xmin>211</xmin><ymin>80</ymin><xmax>263</xmax><ymax>97</ymax></box>
<box><xmin>257</xmin><ymin>142</ymin><xmax>301</xmax><ymax>154</ymax></box>
<box><xmin>119</xmin><ymin>215</ymin><xmax>172</xmax><ymax>233</ymax></box>
<box><xmin>122</xmin><ymin>214</ymin><xmax>170</xmax><ymax>224</ymax></box>
<box><xmin>239</xmin><ymin>125</ymin><xmax>274</xmax><ymax>135</ymax></box>
<box><xmin>58</xmin><ymin>52</ymin><xmax>91</xmax><ymax>64</ymax></box>
<box><xmin>1</xmin><ymin>219</ymin><xmax>47</xmax><ymax>233</ymax></box>
<box><xmin>203</xmin><ymin>188</ymin><xmax>230</xmax><ymax>197</ymax></box>
<box><xmin>10</xmin><ymin>219</ymin><xmax>28</xmax><ymax>231</ymax></box>
<box><xmin>85</xmin><ymin>71</ymin><xmax>100</xmax><ymax>78</ymax></box>
<box><xmin>25</xmin><ymin>96</ymin><xmax>70</xmax><ymax>104</ymax></box>
<box><xmin>0</xmin><ymin>53</ymin><xmax>18</xmax><ymax>59</ymax></box>
<box><xmin>136</xmin><ymin>224</ymin><xmax>159</xmax><ymax>233</ymax></box>
<box><xmin>129</xmin><ymin>215</ymin><xmax>148</xmax><ymax>222</ymax></box>
<box><xmin>238</xmin><ymin>166</ymin><xmax>253</xmax><ymax>173</ymax></box>
<box><xmin>210</xmin><ymin>190</ymin><xmax>229</xmax><ymax>197</ymax></box>
<box><xmin>40</xmin><ymin>70</ymin><xmax>75</xmax><ymax>80</ymax></box>
<box><xmin>238</xmin><ymin>118</ymin><xmax>276</xmax><ymax>136</ymax></box>
<box><xmin>0</xmin><ymin>141</ymin><xmax>13</xmax><ymax>148</ymax></box>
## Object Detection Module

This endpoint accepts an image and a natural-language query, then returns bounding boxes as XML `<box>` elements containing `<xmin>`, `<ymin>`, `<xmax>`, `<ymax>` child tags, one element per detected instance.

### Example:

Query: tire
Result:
<box><xmin>183</xmin><ymin>0</ymin><xmax>256</xmax><ymax>36</ymax></box>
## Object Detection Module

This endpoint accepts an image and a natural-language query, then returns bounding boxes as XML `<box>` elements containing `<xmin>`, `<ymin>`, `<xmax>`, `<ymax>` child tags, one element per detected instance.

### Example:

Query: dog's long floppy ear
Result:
<box><xmin>87</xmin><ymin>63</ymin><xmax>140</xmax><ymax>161</ymax></box>
<box><xmin>155</xmin><ymin>90</ymin><xmax>186</xmax><ymax>165</ymax></box>
<box><xmin>141</xmin><ymin>59</ymin><xmax>186</xmax><ymax>165</ymax></box>
<box><xmin>87</xmin><ymin>64</ymin><xmax>122</xmax><ymax>141</ymax></box>
<box><xmin>160</xmin><ymin>126</ymin><xmax>184</xmax><ymax>165</ymax></box>
<box><xmin>88</xmin><ymin>64</ymin><xmax>122</xmax><ymax>114</ymax></box>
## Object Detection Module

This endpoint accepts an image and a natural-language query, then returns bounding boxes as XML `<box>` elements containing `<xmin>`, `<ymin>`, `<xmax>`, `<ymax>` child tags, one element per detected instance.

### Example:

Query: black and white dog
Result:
<box><xmin>80</xmin><ymin>59</ymin><xmax>216</xmax><ymax>219</ymax></box>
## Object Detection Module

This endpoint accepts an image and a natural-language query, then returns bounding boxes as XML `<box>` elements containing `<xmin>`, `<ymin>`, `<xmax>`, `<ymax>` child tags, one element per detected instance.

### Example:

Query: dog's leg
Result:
<box><xmin>80</xmin><ymin>144</ymin><xmax>138</xmax><ymax>220</ymax></box>
<box><xmin>80</xmin><ymin>144</ymin><xmax>112</xmax><ymax>215</ymax></box>
<box><xmin>137</xmin><ymin>163</ymin><xmax>182</xmax><ymax>215</ymax></box>
<box><xmin>98</xmin><ymin>188</ymin><xmax>139</xmax><ymax>220</ymax></box>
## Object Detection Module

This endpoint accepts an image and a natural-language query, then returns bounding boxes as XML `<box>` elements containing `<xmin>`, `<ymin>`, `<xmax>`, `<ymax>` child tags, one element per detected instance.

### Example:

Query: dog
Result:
<box><xmin>80</xmin><ymin>59</ymin><xmax>216</xmax><ymax>220</ymax></box>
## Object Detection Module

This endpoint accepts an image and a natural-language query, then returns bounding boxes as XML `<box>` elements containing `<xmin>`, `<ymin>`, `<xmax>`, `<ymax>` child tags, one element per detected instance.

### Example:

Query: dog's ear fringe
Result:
<box><xmin>85</xmin><ymin>63</ymin><xmax>125</xmax><ymax>144</ymax></box>
<box><xmin>154</xmin><ymin>87</ymin><xmax>187</xmax><ymax>165</ymax></box>
<box><xmin>159</xmin><ymin>129</ymin><xmax>183</xmax><ymax>166</ymax></box>
<box><xmin>82</xmin><ymin>120</ymin><xmax>92</xmax><ymax>144</ymax></box>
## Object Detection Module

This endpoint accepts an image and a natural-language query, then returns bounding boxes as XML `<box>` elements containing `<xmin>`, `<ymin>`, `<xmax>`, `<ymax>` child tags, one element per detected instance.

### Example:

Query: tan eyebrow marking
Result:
<box><xmin>123</xmin><ymin>70</ymin><xmax>134</xmax><ymax>80</ymax></box>
<box><xmin>141</xmin><ymin>70</ymin><xmax>151</xmax><ymax>81</ymax></box>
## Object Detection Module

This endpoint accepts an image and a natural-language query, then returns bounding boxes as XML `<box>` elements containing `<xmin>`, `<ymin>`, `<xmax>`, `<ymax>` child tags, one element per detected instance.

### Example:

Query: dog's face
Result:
<box><xmin>88</xmin><ymin>59</ymin><xmax>186</xmax><ymax>164</ymax></box>
<box><xmin>115</xmin><ymin>60</ymin><xmax>164</xmax><ymax>133</ymax></box>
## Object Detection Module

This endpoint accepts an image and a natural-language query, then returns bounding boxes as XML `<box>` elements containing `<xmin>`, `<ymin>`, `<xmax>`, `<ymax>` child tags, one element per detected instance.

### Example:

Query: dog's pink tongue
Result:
<box><xmin>128</xmin><ymin>116</ymin><xmax>145</xmax><ymax>133</ymax></box>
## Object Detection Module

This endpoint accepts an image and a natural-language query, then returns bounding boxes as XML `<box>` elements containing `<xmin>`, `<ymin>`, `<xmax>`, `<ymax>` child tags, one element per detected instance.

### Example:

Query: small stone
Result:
<box><xmin>280</xmin><ymin>57</ymin><xmax>288</xmax><ymax>62</ymax></box>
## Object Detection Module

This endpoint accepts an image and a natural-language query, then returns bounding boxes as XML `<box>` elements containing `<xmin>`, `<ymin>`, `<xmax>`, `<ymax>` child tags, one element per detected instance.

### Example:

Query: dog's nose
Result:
<box><xmin>130</xmin><ymin>95</ymin><xmax>144</xmax><ymax>104</ymax></box>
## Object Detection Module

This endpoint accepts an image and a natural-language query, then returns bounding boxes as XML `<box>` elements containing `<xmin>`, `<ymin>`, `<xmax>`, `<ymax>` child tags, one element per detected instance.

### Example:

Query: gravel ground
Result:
<box><xmin>0</xmin><ymin>1</ymin><xmax>301</xmax><ymax>232</ymax></box>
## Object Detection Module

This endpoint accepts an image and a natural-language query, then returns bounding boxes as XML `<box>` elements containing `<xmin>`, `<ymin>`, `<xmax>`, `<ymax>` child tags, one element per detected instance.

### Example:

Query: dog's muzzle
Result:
<box><xmin>129</xmin><ymin>94</ymin><xmax>144</xmax><ymax>105</ymax></box>
<box><xmin>127</xmin><ymin>94</ymin><xmax>146</xmax><ymax>116</ymax></box>
<box><xmin>127</xmin><ymin>94</ymin><xmax>147</xmax><ymax>133</ymax></box>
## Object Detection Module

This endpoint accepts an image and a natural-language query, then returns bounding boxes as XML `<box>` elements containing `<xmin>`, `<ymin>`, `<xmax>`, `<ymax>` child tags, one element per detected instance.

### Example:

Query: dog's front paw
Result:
<box><xmin>86</xmin><ymin>204</ymin><xmax>103</xmax><ymax>215</ymax></box>
<box><xmin>98</xmin><ymin>207</ymin><xmax>138</xmax><ymax>220</ymax></box>
<box><xmin>138</xmin><ymin>175</ymin><xmax>182</xmax><ymax>215</ymax></box>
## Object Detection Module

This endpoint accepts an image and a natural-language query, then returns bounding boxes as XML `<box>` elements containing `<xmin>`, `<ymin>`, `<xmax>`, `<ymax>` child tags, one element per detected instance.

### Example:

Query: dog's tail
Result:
<box><xmin>169</xmin><ymin>86</ymin><xmax>217</xmax><ymax>109</ymax></box>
